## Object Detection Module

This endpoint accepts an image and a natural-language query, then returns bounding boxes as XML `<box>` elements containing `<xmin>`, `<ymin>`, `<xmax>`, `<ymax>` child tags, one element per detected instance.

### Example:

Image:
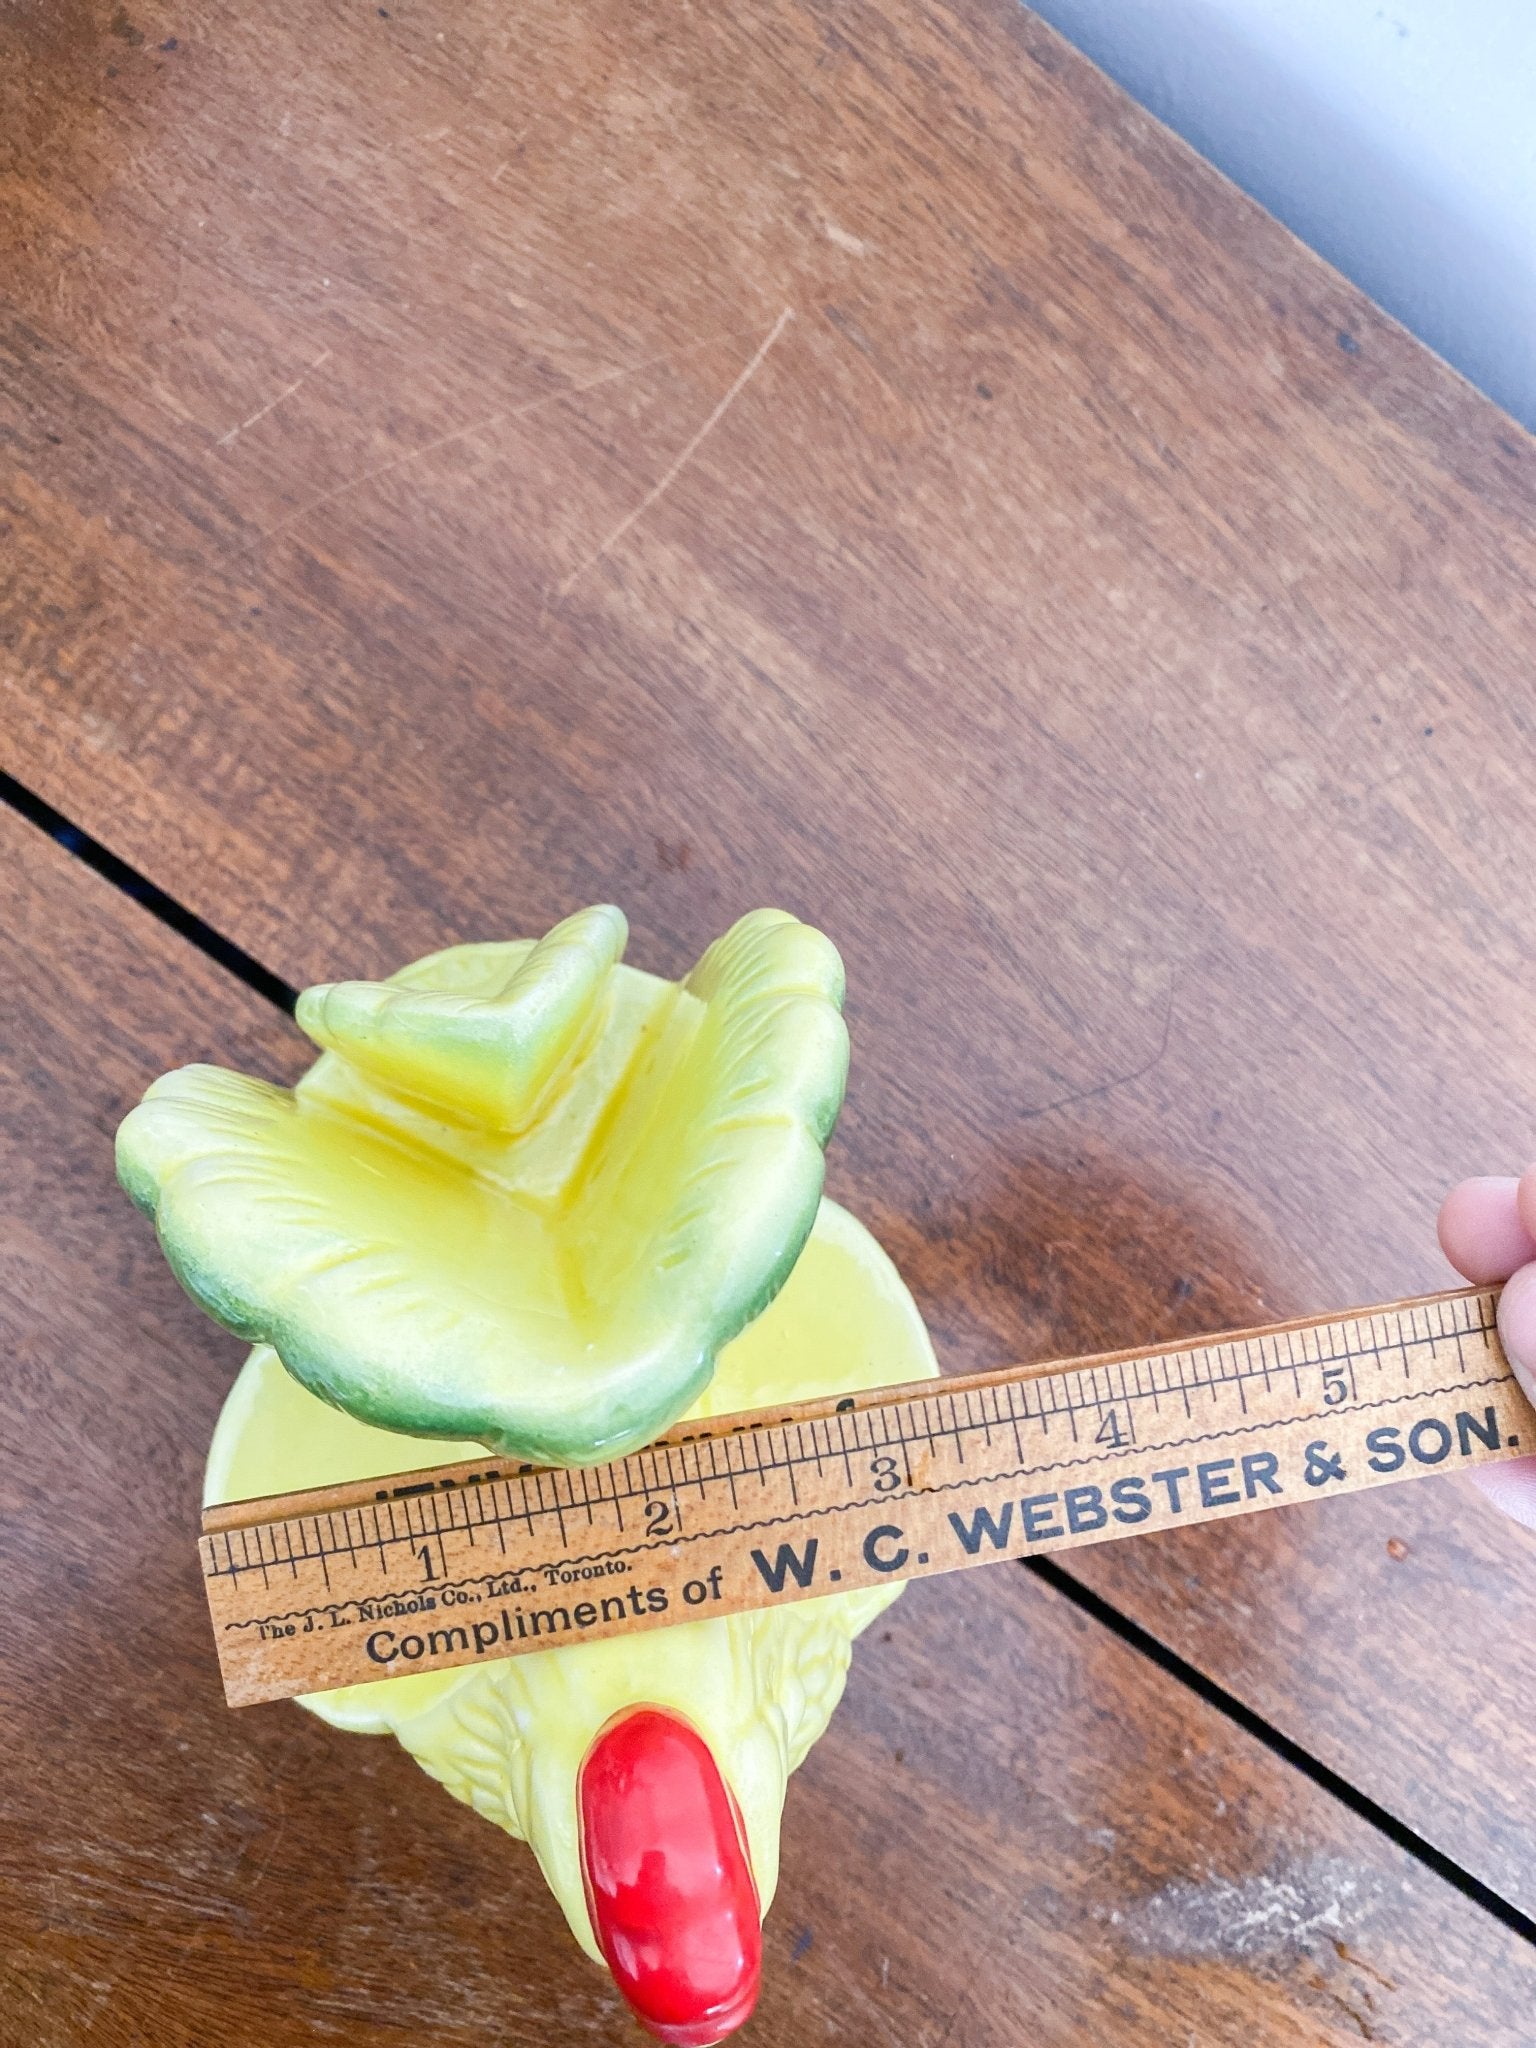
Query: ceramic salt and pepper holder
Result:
<box><xmin>119</xmin><ymin>907</ymin><xmax>937</xmax><ymax>2044</ymax></box>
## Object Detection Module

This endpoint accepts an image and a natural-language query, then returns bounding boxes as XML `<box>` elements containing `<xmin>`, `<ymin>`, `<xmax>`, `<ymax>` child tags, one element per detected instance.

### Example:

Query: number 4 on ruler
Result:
<box><xmin>1095</xmin><ymin>1408</ymin><xmax>1131</xmax><ymax>1448</ymax></box>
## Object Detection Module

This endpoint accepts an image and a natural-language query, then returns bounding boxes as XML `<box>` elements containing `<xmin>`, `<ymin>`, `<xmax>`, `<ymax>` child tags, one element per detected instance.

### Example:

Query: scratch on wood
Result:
<box><xmin>85</xmin><ymin>317</ymin><xmax>770</xmax><ymax>698</ymax></box>
<box><xmin>242</xmin><ymin>1814</ymin><xmax>288</xmax><ymax>1891</ymax></box>
<box><xmin>555</xmin><ymin>306</ymin><xmax>794</xmax><ymax>602</ymax></box>
<box><xmin>217</xmin><ymin>349</ymin><xmax>333</xmax><ymax>448</ymax></box>
<box><xmin>932</xmin><ymin>1991</ymin><xmax>973</xmax><ymax>2048</ymax></box>
<box><xmin>1110</xmin><ymin>1854</ymin><xmax>1383</xmax><ymax>1963</ymax></box>
<box><xmin>1019</xmin><ymin>974</ymin><xmax>1176</xmax><ymax>1123</ymax></box>
<box><xmin>75</xmin><ymin>1975</ymin><xmax>117</xmax><ymax>2040</ymax></box>
<box><xmin>490</xmin><ymin>131</ymin><xmax>529</xmax><ymax>184</ymax></box>
<box><xmin>823</xmin><ymin>219</ymin><xmax>869</xmax><ymax>256</ymax></box>
<box><xmin>254</xmin><ymin>323</ymin><xmax>768</xmax><ymax>552</ymax></box>
<box><xmin>819</xmin><ymin>304</ymin><xmax>909</xmax><ymax>413</ymax></box>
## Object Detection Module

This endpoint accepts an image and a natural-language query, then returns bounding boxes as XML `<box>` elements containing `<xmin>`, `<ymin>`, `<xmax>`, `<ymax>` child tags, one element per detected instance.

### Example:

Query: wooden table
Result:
<box><xmin>6</xmin><ymin>1</ymin><xmax>1536</xmax><ymax>2041</ymax></box>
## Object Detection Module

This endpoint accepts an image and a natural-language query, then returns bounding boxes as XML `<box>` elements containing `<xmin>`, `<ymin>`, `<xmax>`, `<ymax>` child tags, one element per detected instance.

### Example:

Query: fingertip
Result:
<box><xmin>1499</xmin><ymin>1261</ymin><xmax>1536</xmax><ymax>1382</ymax></box>
<box><xmin>1437</xmin><ymin>1176</ymin><xmax>1534</xmax><ymax>1283</ymax></box>
<box><xmin>1468</xmin><ymin>1455</ymin><xmax>1536</xmax><ymax>1535</ymax></box>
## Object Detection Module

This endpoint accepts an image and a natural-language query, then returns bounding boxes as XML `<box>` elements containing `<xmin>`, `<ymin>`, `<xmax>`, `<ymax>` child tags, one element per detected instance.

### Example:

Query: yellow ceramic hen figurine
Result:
<box><xmin>118</xmin><ymin>908</ymin><xmax>937</xmax><ymax>2044</ymax></box>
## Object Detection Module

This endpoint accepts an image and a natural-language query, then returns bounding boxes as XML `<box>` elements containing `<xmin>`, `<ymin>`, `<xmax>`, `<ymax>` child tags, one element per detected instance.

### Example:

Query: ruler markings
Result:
<box><xmin>198</xmin><ymin>1392</ymin><xmax>1458</xmax><ymax>1581</ymax></box>
<box><xmin>836</xmin><ymin>1415</ymin><xmax>855</xmax><ymax>1488</ymax></box>
<box><xmin>200</xmin><ymin>1288</ymin><xmax>1527</xmax><ymax>1706</ymax></box>
<box><xmin>784</xmin><ymin>1439</ymin><xmax>801</xmax><ymax>1507</ymax></box>
<box><xmin>202</xmin><ymin>1370</ymin><xmax>1515</xmax><ymax>1588</ymax></box>
<box><xmin>723</xmin><ymin>1442</ymin><xmax>741</xmax><ymax>1512</ymax></box>
<box><xmin>891</xmin><ymin>1402</ymin><xmax>911</xmax><ymax>1488</ymax></box>
<box><xmin>209</xmin><ymin>1367</ymin><xmax>1524</xmax><ymax>1640</ymax></box>
<box><xmin>209</xmin><ymin>1377</ymin><xmax>1510</xmax><ymax>1581</ymax></box>
<box><xmin>1345</xmin><ymin>1320</ymin><xmax>1361</xmax><ymax>1406</ymax></box>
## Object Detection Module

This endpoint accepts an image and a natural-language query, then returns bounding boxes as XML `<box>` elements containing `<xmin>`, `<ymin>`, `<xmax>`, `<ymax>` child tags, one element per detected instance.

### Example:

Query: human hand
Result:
<box><xmin>1438</xmin><ymin>1172</ymin><xmax>1536</xmax><ymax>1530</ymax></box>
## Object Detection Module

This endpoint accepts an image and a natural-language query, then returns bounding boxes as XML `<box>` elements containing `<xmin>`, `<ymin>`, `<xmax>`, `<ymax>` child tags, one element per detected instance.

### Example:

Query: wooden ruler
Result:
<box><xmin>200</xmin><ymin>1285</ymin><xmax>1530</xmax><ymax>1707</ymax></box>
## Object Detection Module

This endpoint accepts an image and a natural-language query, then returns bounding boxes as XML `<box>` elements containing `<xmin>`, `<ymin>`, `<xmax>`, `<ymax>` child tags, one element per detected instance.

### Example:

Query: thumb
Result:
<box><xmin>1468</xmin><ymin>1263</ymin><xmax>1536</xmax><ymax>1531</ymax></box>
<box><xmin>1498</xmin><ymin>1263</ymin><xmax>1536</xmax><ymax>1408</ymax></box>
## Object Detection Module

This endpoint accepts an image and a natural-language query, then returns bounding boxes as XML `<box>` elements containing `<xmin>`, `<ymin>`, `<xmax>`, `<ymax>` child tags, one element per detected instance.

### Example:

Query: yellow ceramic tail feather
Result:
<box><xmin>295</xmin><ymin>905</ymin><xmax>628</xmax><ymax>1133</ymax></box>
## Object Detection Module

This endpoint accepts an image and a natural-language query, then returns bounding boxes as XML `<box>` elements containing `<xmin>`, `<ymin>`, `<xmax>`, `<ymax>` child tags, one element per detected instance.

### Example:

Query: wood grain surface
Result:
<box><xmin>3</xmin><ymin>801</ymin><xmax>1532</xmax><ymax>2044</ymax></box>
<box><xmin>7</xmin><ymin>0</ymin><xmax>1536</xmax><ymax>2032</ymax></box>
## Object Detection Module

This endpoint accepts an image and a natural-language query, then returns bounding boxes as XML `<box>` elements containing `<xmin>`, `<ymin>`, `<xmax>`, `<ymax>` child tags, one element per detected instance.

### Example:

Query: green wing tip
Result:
<box><xmin>114</xmin><ymin>1125</ymin><xmax>160</xmax><ymax>1219</ymax></box>
<box><xmin>115</xmin><ymin>904</ymin><xmax>863</xmax><ymax>1463</ymax></box>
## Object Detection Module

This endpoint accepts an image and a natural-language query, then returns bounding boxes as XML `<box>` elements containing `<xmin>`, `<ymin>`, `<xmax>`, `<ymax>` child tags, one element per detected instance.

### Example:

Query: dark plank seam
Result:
<box><xmin>0</xmin><ymin>769</ymin><xmax>297</xmax><ymax>1014</ymax></box>
<box><xmin>1027</xmin><ymin>1557</ymin><xmax>1536</xmax><ymax>1948</ymax></box>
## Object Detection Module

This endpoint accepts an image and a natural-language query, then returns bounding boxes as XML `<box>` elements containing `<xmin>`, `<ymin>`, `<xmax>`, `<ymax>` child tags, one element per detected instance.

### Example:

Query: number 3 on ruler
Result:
<box><xmin>870</xmin><ymin>1454</ymin><xmax>901</xmax><ymax>1493</ymax></box>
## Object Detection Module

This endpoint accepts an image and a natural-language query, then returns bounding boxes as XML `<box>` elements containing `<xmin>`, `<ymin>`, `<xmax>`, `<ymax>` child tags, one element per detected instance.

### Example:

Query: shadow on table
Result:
<box><xmin>867</xmin><ymin>1138</ymin><xmax>1283</xmax><ymax>1380</ymax></box>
